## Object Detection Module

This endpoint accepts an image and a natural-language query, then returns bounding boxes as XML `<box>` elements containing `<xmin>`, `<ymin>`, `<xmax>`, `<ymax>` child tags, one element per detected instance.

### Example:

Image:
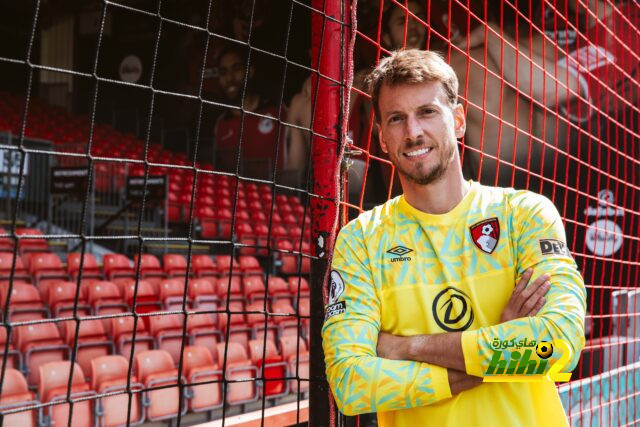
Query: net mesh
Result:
<box><xmin>345</xmin><ymin>0</ymin><xmax>639</xmax><ymax>425</ymax></box>
<box><xmin>0</xmin><ymin>0</ymin><xmax>333</xmax><ymax>425</ymax></box>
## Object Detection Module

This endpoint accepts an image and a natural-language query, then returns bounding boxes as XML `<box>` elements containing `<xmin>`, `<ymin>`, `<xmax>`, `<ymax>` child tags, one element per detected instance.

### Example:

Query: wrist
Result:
<box><xmin>406</xmin><ymin>335</ymin><xmax>430</xmax><ymax>363</ymax></box>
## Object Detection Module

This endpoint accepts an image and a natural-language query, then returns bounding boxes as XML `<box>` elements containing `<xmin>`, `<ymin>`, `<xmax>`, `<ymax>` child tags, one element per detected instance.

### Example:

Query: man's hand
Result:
<box><xmin>500</xmin><ymin>268</ymin><xmax>551</xmax><ymax>323</ymax></box>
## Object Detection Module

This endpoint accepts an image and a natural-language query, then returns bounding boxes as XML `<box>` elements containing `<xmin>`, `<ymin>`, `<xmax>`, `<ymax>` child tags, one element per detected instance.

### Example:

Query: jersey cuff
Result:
<box><xmin>461</xmin><ymin>330</ymin><xmax>484</xmax><ymax>377</ymax></box>
<box><xmin>428</xmin><ymin>364</ymin><xmax>452</xmax><ymax>401</ymax></box>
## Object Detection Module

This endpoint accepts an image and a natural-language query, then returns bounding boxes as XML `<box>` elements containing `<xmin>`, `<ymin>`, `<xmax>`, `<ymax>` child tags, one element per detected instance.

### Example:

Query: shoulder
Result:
<box><xmin>505</xmin><ymin>189</ymin><xmax>558</xmax><ymax>217</ymax></box>
<box><xmin>336</xmin><ymin>197</ymin><xmax>401</xmax><ymax>244</ymax></box>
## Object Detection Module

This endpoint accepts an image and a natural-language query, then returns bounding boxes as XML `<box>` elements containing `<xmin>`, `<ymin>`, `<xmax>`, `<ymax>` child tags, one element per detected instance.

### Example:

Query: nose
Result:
<box><xmin>404</xmin><ymin>115</ymin><xmax>423</xmax><ymax>142</ymax></box>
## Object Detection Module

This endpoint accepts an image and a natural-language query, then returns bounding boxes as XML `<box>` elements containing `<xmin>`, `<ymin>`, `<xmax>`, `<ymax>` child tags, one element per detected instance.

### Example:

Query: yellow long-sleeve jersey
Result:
<box><xmin>322</xmin><ymin>181</ymin><xmax>586</xmax><ymax>426</ymax></box>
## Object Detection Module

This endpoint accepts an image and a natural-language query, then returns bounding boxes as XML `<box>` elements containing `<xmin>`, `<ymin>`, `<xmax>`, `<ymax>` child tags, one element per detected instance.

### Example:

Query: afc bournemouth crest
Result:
<box><xmin>470</xmin><ymin>218</ymin><xmax>500</xmax><ymax>254</ymax></box>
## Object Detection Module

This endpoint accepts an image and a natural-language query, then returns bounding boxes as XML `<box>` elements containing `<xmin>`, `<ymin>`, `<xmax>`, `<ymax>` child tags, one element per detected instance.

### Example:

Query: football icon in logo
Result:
<box><xmin>536</xmin><ymin>341</ymin><xmax>554</xmax><ymax>359</ymax></box>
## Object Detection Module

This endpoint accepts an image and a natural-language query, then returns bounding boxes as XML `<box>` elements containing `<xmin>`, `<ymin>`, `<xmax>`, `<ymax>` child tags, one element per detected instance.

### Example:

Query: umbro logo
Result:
<box><xmin>387</xmin><ymin>246</ymin><xmax>413</xmax><ymax>262</ymax></box>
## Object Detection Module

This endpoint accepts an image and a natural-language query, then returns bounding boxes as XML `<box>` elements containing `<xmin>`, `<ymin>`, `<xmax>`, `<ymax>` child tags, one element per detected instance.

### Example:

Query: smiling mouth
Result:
<box><xmin>404</xmin><ymin>147</ymin><xmax>433</xmax><ymax>158</ymax></box>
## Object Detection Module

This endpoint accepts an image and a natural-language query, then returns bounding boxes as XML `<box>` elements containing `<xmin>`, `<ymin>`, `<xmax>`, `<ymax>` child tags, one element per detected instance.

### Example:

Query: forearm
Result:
<box><xmin>405</xmin><ymin>332</ymin><xmax>466</xmax><ymax>372</ymax></box>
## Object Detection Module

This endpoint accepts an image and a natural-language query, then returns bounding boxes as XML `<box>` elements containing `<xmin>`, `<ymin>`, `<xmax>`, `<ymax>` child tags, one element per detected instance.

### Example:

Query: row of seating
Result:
<box><xmin>1</xmin><ymin>339</ymin><xmax>309</xmax><ymax>426</ymax></box>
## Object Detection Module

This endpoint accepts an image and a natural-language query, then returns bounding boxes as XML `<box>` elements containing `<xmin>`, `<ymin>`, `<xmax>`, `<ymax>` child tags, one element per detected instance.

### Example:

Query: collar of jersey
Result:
<box><xmin>398</xmin><ymin>180</ymin><xmax>478</xmax><ymax>225</ymax></box>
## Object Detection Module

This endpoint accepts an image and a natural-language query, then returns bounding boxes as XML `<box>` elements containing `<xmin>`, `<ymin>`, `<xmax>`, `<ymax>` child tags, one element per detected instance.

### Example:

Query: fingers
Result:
<box><xmin>520</xmin><ymin>280</ymin><xmax>551</xmax><ymax>315</ymax></box>
<box><xmin>527</xmin><ymin>297</ymin><xmax>546</xmax><ymax>317</ymax></box>
<box><xmin>513</xmin><ymin>268</ymin><xmax>534</xmax><ymax>296</ymax></box>
<box><xmin>520</xmin><ymin>273</ymin><xmax>550</xmax><ymax>300</ymax></box>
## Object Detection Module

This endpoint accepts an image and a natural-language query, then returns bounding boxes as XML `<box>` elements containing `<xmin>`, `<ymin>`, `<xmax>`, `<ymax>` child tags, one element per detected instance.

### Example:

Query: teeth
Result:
<box><xmin>405</xmin><ymin>147</ymin><xmax>431</xmax><ymax>157</ymax></box>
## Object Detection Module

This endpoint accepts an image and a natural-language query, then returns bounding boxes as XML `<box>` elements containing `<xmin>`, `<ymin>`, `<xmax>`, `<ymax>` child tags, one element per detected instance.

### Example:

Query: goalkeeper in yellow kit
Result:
<box><xmin>321</xmin><ymin>49</ymin><xmax>586</xmax><ymax>426</ymax></box>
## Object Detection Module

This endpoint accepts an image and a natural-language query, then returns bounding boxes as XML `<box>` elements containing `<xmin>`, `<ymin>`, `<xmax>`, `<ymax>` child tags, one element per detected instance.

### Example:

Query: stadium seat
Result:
<box><xmin>14</xmin><ymin>323</ymin><xmax>69</xmax><ymax>384</ymax></box>
<box><xmin>0</xmin><ymin>327</ymin><xmax>21</xmax><ymax>370</ymax></box>
<box><xmin>47</xmin><ymin>281</ymin><xmax>91</xmax><ymax>317</ymax></box>
<box><xmin>61</xmin><ymin>319</ymin><xmax>114</xmax><ymax>376</ymax></box>
<box><xmin>111</xmin><ymin>316</ymin><xmax>154</xmax><ymax>361</ymax></box>
<box><xmin>0</xmin><ymin>369</ymin><xmax>38</xmax><ymax>427</ymax></box>
<box><xmin>280</xmin><ymin>336</ymin><xmax>310</xmax><ymax>393</ymax></box>
<box><xmin>39</xmin><ymin>361</ymin><xmax>95</xmax><ymax>427</ymax></box>
<box><xmin>163</xmin><ymin>254</ymin><xmax>190</xmax><ymax>278</ymax></box>
<box><xmin>245</xmin><ymin>302</ymin><xmax>279</xmax><ymax>347</ymax></box>
<box><xmin>217</xmin><ymin>300</ymin><xmax>251</xmax><ymax>351</ymax></box>
<box><xmin>0</xmin><ymin>252</ymin><xmax>30</xmax><ymax>282</ymax></box>
<box><xmin>190</xmin><ymin>255</ymin><xmax>217</xmax><ymax>278</ymax></box>
<box><xmin>248</xmin><ymin>338</ymin><xmax>288</xmax><ymax>398</ymax></box>
<box><xmin>182</xmin><ymin>346</ymin><xmax>222</xmax><ymax>412</ymax></box>
<box><xmin>277</xmin><ymin>240</ymin><xmax>311</xmax><ymax>274</ymax></box>
<box><xmin>119</xmin><ymin>279</ymin><xmax>162</xmax><ymax>315</ymax></box>
<box><xmin>134</xmin><ymin>350</ymin><xmax>185</xmax><ymax>421</ymax></box>
<box><xmin>28</xmin><ymin>252</ymin><xmax>69</xmax><ymax>285</ymax></box>
<box><xmin>86</xmin><ymin>281</ymin><xmax>128</xmax><ymax>333</ymax></box>
<box><xmin>0</xmin><ymin>282</ymin><xmax>48</xmax><ymax>321</ymax></box>
<box><xmin>0</xmin><ymin>227</ymin><xmax>14</xmax><ymax>252</ymax></box>
<box><xmin>215</xmin><ymin>255</ymin><xmax>240</xmax><ymax>275</ymax></box>
<box><xmin>187</xmin><ymin>313</ymin><xmax>222</xmax><ymax>357</ymax></box>
<box><xmin>159</xmin><ymin>278</ymin><xmax>190</xmax><ymax>311</ymax></box>
<box><xmin>66</xmin><ymin>252</ymin><xmax>102</xmax><ymax>281</ymax></box>
<box><xmin>272</xmin><ymin>300</ymin><xmax>299</xmax><ymax>336</ymax></box>
<box><xmin>188</xmin><ymin>278</ymin><xmax>218</xmax><ymax>314</ymax></box>
<box><xmin>243</xmin><ymin>275</ymin><xmax>266</xmax><ymax>303</ymax></box>
<box><xmin>238</xmin><ymin>256</ymin><xmax>263</xmax><ymax>275</ymax></box>
<box><xmin>133</xmin><ymin>254</ymin><xmax>166</xmax><ymax>284</ymax></box>
<box><xmin>103</xmin><ymin>254</ymin><xmax>135</xmax><ymax>280</ymax></box>
<box><xmin>148</xmin><ymin>313</ymin><xmax>186</xmax><ymax>363</ymax></box>
<box><xmin>216</xmin><ymin>342</ymin><xmax>258</xmax><ymax>405</ymax></box>
<box><xmin>215</xmin><ymin>275</ymin><xmax>242</xmax><ymax>299</ymax></box>
<box><xmin>90</xmin><ymin>355</ymin><xmax>144</xmax><ymax>427</ymax></box>
<box><xmin>288</xmin><ymin>276</ymin><xmax>310</xmax><ymax>296</ymax></box>
<box><xmin>15</xmin><ymin>228</ymin><xmax>48</xmax><ymax>254</ymax></box>
<box><xmin>267</xmin><ymin>276</ymin><xmax>292</xmax><ymax>305</ymax></box>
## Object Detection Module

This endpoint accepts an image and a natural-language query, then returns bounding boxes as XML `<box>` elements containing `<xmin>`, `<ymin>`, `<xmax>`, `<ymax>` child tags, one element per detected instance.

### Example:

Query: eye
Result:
<box><xmin>388</xmin><ymin>115</ymin><xmax>402</xmax><ymax>124</ymax></box>
<box><xmin>419</xmin><ymin>108</ymin><xmax>436</xmax><ymax>116</ymax></box>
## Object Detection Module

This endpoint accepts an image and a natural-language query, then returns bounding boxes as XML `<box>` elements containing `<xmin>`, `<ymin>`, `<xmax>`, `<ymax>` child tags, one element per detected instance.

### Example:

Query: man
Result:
<box><xmin>214</xmin><ymin>45</ymin><xmax>285</xmax><ymax>180</ymax></box>
<box><xmin>322</xmin><ymin>50</ymin><xmax>586</xmax><ymax>425</ymax></box>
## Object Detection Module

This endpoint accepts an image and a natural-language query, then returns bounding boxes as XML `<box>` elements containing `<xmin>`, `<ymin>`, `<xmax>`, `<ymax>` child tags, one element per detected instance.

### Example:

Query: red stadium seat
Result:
<box><xmin>111</xmin><ymin>316</ymin><xmax>154</xmax><ymax>361</ymax></box>
<box><xmin>119</xmin><ymin>279</ymin><xmax>162</xmax><ymax>315</ymax></box>
<box><xmin>135</xmin><ymin>350</ymin><xmax>185</xmax><ymax>421</ymax></box>
<box><xmin>217</xmin><ymin>300</ymin><xmax>251</xmax><ymax>351</ymax></box>
<box><xmin>238</xmin><ymin>256</ymin><xmax>263</xmax><ymax>274</ymax></box>
<box><xmin>187</xmin><ymin>313</ymin><xmax>222</xmax><ymax>358</ymax></box>
<box><xmin>280</xmin><ymin>336</ymin><xmax>309</xmax><ymax>393</ymax></box>
<box><xmin>0</xmin><ymin>282</ymin><xmax>48</xmax><ymax>321</ymax></box>
<box><xmin>163</xmin><ymin>254</ymin><xmax>190</xmax><ymax>278</ymax></box>
<box><xmin>14</xmin><ymin>323</ymin><xmax>69</xmax><ymax>384</ymax></box>
<box><xmin>272</xmin><ymin>300</ymin><xmax>299</xmax><ymax>337</ymax></box>
<box><xmin>47</xmin><ymin>281</ymin><xmax>91</xmax><ymax>317</ymax></box>
<box><xmin>182</xmin><ymin>346</ymin><xmax>222</xmax><ymax>412</ymax></box>
<box><xmin>215</xmin><ymin>255</ymin><xmax>240</xmax><ymax>275</ymax></box>
<box><xmin>0</xmin><ymin>252</ymin><xmax>30</xmax><ymax>282</ymax></box>
<box><xmin>148</xmin><ymin>313</ymin><xmax>186</xmax><ymax>363</ymax></box>
<box><xmin>243</xmin><ymin>275</ymin><xmax>266</xmax><ymax>303</ymax></box>
<box><xmin>188</xmin><ymin>278</ymin><xmax>218</xmax><ymax>314</ymax></box>
<box><xmin>28</xmin><ymin>252</ymin><xmax>69</xmax><ymax>285</ymax></box>
<box><xmin>288</xmin><ymin>276</ymin><xmax>310</xmax><ymax>296</ymax></box>
<box><xmin>216</xmin><ymin>342</ymin><xmax>258</xmax><ymax>405</ymax></box>
<box><xmin>215</xmin><ymin>275</ymin><xmax>242</xmax><ymax>299</ymax></box>
<box><xmin>61</xmin><ymin>319</ymin><xmax>113</xmax><ymax>376</ymax></box>
<box><xmin>0</xmin><ymin>327</ymin><xmax>21</xmax><ymax>370</ymax></box>
<box><xmin>15</xmin><ymin>228</ymin><xmax>48</xmax><ymax>254</ymax></box>
<box><xmin>90</xmin><ymin>355</ymin><xmax>144</xmax><ymax>427</ymax></box>
<box><xmin>0</xmin><ymin>369</ymin><xmax>38</xmax><ymax>427</ymax></box>
<box><xmin>159</xmin><ymin>278</ymin><xmax>190</xmax><ymax>311</ymax></box>
<box><xmin>103</xmin><ymin>254</ymin><xmax>135</xmax><ymax>280</ymax></box>
<box><xmin>267</xmin><ymin>276</ymin><xmax>292</xmax><ymax>305</ymax></box>
<box><xmin>190</xmin><ymin>255</ymin><xmax>217</xmax><ymax>278</ymax></box>
<box><xmin>248</xmin><ymin>338</ymin><xmax>288</xmax><ymax>398</ymax></box>
<box><xmin>39</xmin><ymin>361</ymin><xmax>95</xmax><ymax>427</ymax></box>
<box><xmin>276</xmin><ymin>240</ymin><xmax>310</xmax><ymax>274</ymax></box>
<box><xmin>0</xmin><ymin>227</ymin><xmax>14</xmax><ymax>252</ymax></box>
<box><xmin>66</xmin><ymin>252</ymin><xmax>102</xmax><ymax>281</ymax></box>
<box><xmin>245</xmin><ymin>302</ymin><xmax>279</xmax><ymax>345</ymax></box>
<box><xmin>133</xmin><ymin>254</ymin><xmax>166</xmax><ymax>283</ymax></box>
<box><xmin>86</xmin><ymin>281</ymin><xmax>127</xmax><ymax>333</ymax></box>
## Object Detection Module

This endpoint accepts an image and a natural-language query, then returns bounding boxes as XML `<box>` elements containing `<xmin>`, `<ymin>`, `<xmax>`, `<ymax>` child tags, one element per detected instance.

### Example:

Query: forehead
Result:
<box><xmin>220</xmin><ymin>51</ymin><xmax>244</xmax><ymax>68</ymax></box>
<box><xmin>389</xmin><ymin>1</ymin><xmax>425</xmax><ymax>21</ymax></box>
<box><xmin>378</xmin><ymin>81</ymin><xmax>448</xmax><ymax>113</ymax></box>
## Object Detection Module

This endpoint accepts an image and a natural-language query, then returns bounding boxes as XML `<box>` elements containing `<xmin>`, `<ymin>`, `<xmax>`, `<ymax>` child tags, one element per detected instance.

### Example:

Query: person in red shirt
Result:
<box><xmin>214</xmin><ymin>45</ymin><xmax>286</xmax><ymax>180</ymax></box>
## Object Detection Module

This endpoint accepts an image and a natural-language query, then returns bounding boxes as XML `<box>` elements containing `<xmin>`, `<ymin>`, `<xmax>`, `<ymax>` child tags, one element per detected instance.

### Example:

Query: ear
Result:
<box><xmin>377</xmin><ymin>123</ymin><xmax>389</xmax><ymax>154</ymax></box>
<box><xmin>453</xmin><ymin>103</ymin><xmax>466</xmax><ymax>139</ymax></box>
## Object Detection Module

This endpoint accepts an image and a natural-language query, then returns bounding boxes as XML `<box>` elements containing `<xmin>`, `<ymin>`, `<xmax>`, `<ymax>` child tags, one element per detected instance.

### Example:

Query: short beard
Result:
<box><xmin>400</xmin><ymin>161</ymin><xmax>448</xmax><ymax>185</ymax></box>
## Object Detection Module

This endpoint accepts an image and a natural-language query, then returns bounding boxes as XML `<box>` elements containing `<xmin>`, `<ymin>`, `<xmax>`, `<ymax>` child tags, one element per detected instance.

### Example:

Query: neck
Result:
<box><xmin>401</xmin><ymin>163</ymin><xmax>470</xmax><ymax>215</ymax></box>
<box><xmin>231</xmin><ymin>92</ymin><xmax>260</xmax><ymax>117</ymax></box>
